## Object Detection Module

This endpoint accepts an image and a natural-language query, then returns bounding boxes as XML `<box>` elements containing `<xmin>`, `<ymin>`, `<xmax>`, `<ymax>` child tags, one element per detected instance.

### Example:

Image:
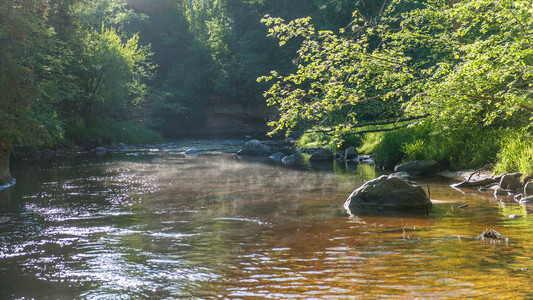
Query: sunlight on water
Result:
<box><xmin>0</xmin><ymin>140</ymin><xmax>532</xmax><ymax>298</ymax></box>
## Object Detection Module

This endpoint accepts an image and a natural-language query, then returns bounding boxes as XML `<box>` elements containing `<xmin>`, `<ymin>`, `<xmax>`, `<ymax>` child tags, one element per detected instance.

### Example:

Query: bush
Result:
<box><xmin>67</xmin><ymin>119</ymin><xmax>164</xmax><ymax>146</ymax></box>
<box><xmin>360</xmin><ymin>122</ymin><xmax>502</xmax><ymax>170</ymax></box>
<box><xmin>494</xmin><ymin>130</ymin><xmax>533</xmax><ymax>176</ymax></box>
<box><xmin>297</xmin><ymin>131</ymin><xmax>362</xmax><ymax>151</ymax></box>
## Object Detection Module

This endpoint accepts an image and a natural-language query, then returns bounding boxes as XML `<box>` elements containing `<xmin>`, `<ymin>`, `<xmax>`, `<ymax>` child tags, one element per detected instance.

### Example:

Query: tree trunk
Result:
<box><xmin>189</xmin><ymin>0</ymin><xmax>198</xmax><ymax>40</ymax></box>
<box><xmin>0</xmin><ymin>141</ymin><xmax>13</xmax><ymax>186</ymax></box>
<box><xmin>202</xmin><ymin>0</ymin><xmax>207</xmax><ymax>39</ymax></box>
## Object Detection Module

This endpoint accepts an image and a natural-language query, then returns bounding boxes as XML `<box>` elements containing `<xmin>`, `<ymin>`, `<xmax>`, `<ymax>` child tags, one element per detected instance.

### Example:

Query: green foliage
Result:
<box><xmin>365</xmin><ymin>122</ymin><xmax>502</xmax><ymax>170</ymax></box>
<box><xmin>494</xmin><ymin>130</ymin><xmax>533</xmax><ymax>176</ymax></box>
<box><xmin>258</xmin><ymin>0</ymin><xmax>533</xmax><ymax>174</ymax></box>
<box><xmin>297</xmin><ymin>132</ymin><xmax>335</xmax><ymax>150</ymax></box>
<box><xmin>67</xmin><ymin>120</ymin><xmax>163</xmax><ymax>146</ymax></box>
<box><xmin>297</xmin><ymin>131</ymin><xmax>362</xmax><ymax>151</ymax></box>
<box><xmin>76</xmin><ymin>26</ymin><xmax>154</xmax><ymax>126</ymax></box>
<box><xmin>259</xmin><ymin>0</ymin><xmax>533</xmax><ymax>140</ymax></box>
<box><xmin>0</xmin><ymin>0</ymin><xmax>51</xmax><ymax>145</ymax></box>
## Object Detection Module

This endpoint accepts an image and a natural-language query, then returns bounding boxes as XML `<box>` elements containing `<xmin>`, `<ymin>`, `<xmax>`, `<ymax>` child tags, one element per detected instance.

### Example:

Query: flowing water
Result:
<box><xmin>0</xmin><ymin>140</ymin><xmax>531</xmax><ymax>299</ymax></box>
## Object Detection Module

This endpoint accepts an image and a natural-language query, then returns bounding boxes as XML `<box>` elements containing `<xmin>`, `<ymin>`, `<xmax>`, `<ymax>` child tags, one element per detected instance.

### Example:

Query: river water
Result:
<box><xmin>0</xmin><ymin>140</ymin><xmax>531</xmax><ymax>299</ymax></box>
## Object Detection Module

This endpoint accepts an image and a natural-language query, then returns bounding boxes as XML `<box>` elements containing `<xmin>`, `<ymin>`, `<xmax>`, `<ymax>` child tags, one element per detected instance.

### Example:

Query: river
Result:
<box><xmin>0</xmin><ymin>140</ymin><xmax>531</xmax><ymax>299</ymax></box>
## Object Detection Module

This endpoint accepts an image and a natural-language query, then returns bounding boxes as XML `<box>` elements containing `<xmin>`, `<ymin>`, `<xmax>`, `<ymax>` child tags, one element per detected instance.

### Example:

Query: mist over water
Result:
<box><xmin>0</xmin><ymin>140</ymin><xmax>532</xmax><ymax>299</ymax></box>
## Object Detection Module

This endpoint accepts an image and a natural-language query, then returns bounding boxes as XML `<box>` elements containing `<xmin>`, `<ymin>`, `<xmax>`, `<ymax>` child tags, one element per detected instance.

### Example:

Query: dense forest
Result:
<box><xmin>1</xmin><ymin>0</ymin><xmax>533</xmax><ymax>185</ymax></box>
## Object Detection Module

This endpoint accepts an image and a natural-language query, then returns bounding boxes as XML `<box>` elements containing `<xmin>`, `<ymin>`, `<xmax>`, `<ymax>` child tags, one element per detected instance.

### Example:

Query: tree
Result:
<box><xmin>258</xmin><ymin>0</ymin><xmax>533</xmax><ymax>145</ymax></box>
<box><xmin>0</xmin><ymin>0</ymin><xmax>51</xmax><ymax>185</ymax></box>
<box><xmin>76</xmin><ymin>26</ymin><xmax>154</xmax><ymax>127</ymax></box>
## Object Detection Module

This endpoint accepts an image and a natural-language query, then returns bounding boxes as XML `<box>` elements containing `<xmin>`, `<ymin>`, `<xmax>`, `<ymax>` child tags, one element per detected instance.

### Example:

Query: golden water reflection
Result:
<box><xmin>0</xmin><ymin>146</ymin><xmax>531</xmax><ymax>298</ymax></box>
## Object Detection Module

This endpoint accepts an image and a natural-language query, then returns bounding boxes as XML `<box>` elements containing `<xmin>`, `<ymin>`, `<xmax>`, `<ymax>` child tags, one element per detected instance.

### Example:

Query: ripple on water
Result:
<box><xmin>1</xmin><ymin>142</ymin><xmax>532</xmax><ymax>299</ymax></box>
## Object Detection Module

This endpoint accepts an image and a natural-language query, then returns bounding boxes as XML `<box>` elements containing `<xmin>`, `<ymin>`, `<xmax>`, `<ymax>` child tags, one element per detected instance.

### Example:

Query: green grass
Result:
<box><xmin>494</xmin><ymin>130</ymin><xmax>533</xmax><ymax>176</ymax></box>
<box><xmin>297</xmin><ymin>131</ymin><xmax>362</xmax><ymax>151</ymax></box>
<box><xmin>359</xmin><ymin>122</ymin><xmax>503</xmax><ymax>170</ymax></box>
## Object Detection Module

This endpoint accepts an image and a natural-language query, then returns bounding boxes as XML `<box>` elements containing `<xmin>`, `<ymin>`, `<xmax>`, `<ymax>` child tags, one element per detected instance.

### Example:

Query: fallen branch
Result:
<box><xmin>451</xmin><ymin>175</ymin><xmax>503</xmax><ymax>188</ymax></box>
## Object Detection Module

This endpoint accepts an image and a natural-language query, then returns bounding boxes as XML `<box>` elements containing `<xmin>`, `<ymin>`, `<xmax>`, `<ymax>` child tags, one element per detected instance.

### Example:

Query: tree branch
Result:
<box><xmin>466</xmin><ymin>94</ymin><xmax>533</xmax><ymax>112</ymax></box>
<box><xmin>342</xmin><ymin>124</ymin><xmax>409</xmax><ymax>136</ymax></box>
<box><xmin>306</xmin><ymin>114</ymin><xmax>429</xmax><ymax>134</ymax></box>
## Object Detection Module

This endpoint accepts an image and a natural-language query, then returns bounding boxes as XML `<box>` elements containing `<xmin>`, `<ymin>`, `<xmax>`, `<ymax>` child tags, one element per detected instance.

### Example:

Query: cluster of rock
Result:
<box><xmin>452</xmin><ymin>172</ymin><xmax>533</xmax><ymax>205</ymax></box>
<box><xmin>237</xmin><ymin>140</ymin><xmax>375</xmax><ymax>166</ymax></box>
<box><xmin>237</xmin><ymin>140</ymin><xmax>435</xmax><ymax>213</ymax></box>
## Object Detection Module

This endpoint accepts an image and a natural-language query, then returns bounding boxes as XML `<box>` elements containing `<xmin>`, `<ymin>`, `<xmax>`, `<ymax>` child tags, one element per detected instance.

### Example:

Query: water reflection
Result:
<box><xmin>0</xmin><ymin>141</ymin><xmax>532</xmax><ymax>298</ymax></box>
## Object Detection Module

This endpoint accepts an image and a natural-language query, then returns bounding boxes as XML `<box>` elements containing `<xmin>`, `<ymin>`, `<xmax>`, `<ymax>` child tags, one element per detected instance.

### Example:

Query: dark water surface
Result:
<box><xmin>0</xmin><ymin>140</ymin><xmax>531</xmax><ymax>299</ymax></box>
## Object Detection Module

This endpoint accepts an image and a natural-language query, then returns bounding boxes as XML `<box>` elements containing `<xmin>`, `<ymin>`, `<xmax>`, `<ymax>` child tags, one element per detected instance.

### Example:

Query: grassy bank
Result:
<box><xmin>295</xmin><ymin>121</ymin><xmax>533</xmax><ymax>177</ymax></box>
<box><xmin>358</xmin><ymin>123</ymin><xmax>533</xmax><ymax>175</ymax></box>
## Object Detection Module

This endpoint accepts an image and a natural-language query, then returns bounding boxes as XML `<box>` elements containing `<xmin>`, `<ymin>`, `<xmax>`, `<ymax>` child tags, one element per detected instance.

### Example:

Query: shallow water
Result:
<box><xmin>0</xmin><ymin>140</ymin><xmax>531</xmax><ymax>299</ymax></box>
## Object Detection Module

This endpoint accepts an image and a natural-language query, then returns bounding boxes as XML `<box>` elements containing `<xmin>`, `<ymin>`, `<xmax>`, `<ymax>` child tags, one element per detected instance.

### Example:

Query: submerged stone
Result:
<box><xmin>344</xmin><ymin>175</ymin><xmax>432</xmax><ymax>213</ymax></box>
<box><xmin>480</xmin><ymin>229</ymin><xmax>505</xmax><ymax>240</ymax></box>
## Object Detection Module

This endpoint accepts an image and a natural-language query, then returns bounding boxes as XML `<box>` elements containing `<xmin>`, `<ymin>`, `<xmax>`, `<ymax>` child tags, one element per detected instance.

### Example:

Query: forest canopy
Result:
<box><xmin>1</xmin><ymin>0</ymin><xmax>533</xmax><ymax>177</ymax></box>
<box><xmin>259</xmin><ymin>0</ymin><xmax>533</xmax><ymax>172</ymax></box>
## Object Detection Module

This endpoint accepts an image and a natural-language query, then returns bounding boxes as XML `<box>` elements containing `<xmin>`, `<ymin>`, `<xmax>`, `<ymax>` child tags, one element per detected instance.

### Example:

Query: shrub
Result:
<box><xmin>361</xmin><ymin>121</ymin><xmax>502</xmax><ymax>170</ymax></box>
<box><xmin>297</xmin><ymin>131</ymin><xmax>362</xmax><ymax>151</ymax></box>
<box><xmin>494</xmin><ymin>130</ymin><xmax>533</xmax><ymax>176</ymax></box>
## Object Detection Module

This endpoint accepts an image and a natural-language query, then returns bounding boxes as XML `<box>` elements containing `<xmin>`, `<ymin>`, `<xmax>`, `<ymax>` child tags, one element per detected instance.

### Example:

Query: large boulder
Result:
<box><xmin>282</xmin><ymin>153</ymin><xmax>300</xmax><ymax>164</ymax></box>
<box><xmin>344</xmin><ymin>147</ymin><xmax>358</xmax><ymax>161</ymax></box>
<box><xmin>269</xmin><ymin>152</ymin><xmax>285</xmax><ymax>160</ymax></box>
<box><xmin>237</xmin><ymin>140</ymin><xmax>273</xmax><ymax>156</ymax></box>
<box><xmin>394</xmin><ymin>160</ymin><xmax>441</xmax><ymax>175</ymax></box>
<box><xmin>344</xmin><ymin>175</ymin><xmax>432</xmax><ymax>212</ymax></box>
<box><xmin>309</xmin><ymin>148</ymin><xmax>334</xmax><ymax>161</ymax></box>
<box><xmin>388</xmin><ymin>172</ymin><xmax>412</xmax><ymax>181</ymax></box>
<box><xmin>499</xmin><ymin>173</ymin><xmax>522</xmax><ymax>190</ymax></box>
<box><xmin>524</xmin><ymin>181</ymin><xmax>533</xmax><ymax>197</ymax></box>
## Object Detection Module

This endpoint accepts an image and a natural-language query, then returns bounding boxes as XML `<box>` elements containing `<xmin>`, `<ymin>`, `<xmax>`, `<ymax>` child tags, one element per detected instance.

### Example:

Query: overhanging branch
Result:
<box><xmin>466</xmin><ymin>94</ymin><xmax>533</xmax><ymax>112</ymax></box>
<box><xmin>306</xmin><ymin>114</ymin><xmax>429</xmax><ymax>134</ymax></box>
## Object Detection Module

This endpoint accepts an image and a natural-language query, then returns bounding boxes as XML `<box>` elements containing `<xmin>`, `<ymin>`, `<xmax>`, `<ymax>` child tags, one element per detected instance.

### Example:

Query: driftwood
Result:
<box><xmin>451</xmin><ymin>175</ymin><xmax>503</xmax><ymax>188</ymax></box>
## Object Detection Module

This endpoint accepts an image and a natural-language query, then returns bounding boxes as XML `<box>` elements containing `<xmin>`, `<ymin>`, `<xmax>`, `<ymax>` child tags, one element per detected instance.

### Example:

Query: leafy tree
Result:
<box><xmin>259</xmin><ymin>0</ymin><xmax>533</xmax><ymax>148</ymax></box>
<box><xmin>76</xmin><ymin>26</ymin><xmax>154</xmax><ymax>127</ymax></box>
<box><xmin>0</xmin><ymin>0</ymin><xmax>52</xmax><ymax>184</ymax></box>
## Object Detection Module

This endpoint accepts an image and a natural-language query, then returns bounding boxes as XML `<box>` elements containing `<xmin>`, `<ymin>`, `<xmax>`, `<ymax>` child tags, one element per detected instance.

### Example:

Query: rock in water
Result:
<box><xmin>394</xmin><ymin>160</ymin><xmax>441</xmax><ymax>175</ymax></box>
<box><xmin>184</xmin><ymin>149</ymin><xmax>199</xmax><ymax>156</ymax></box>
<box><xmin>480</xmin><ymin>229</ymin><xmax>505</xmax><ymax>240</ymax></box>
<box><xmin>344</xmin><ymin>147</ymin><xmax>358</xmax><ymax>161</ymax></box>
<box><xmin>95</xmin><ymin>147</ymin><xmax>108</xmax><ymax>154</ymax></box>
<box><xmin>269</xmin><ymin>152</ymin><xmax>285</xmax><ymax>160</ymax></box>
<box><xmin>499</xmin><ymin>174</ymin><xmax>521</xmax><ymax>190</ymax></box>
<box><xmin>388</xmin><ymin>172</ymin><xmax>412</xmax><ymax>181</ymax></box>
<box><xmin>344</xmin><ymin>175</ymin><xmax>432</xmax><ymax>212</ymax></box>
<box><xmin>282</xmin><ymin>153</ymin><xmax>300</xmax><ymax>164</ymax></box>
<box><xmin>524</xmin><ymin>181</ymin><xmax>533</xmax><ymax>197</ymax></box>
<box><xmin>308</xmin><ymin>148</ymin><xmax>333</xmax><ymax>161</ymax></box>
<box><xmin>237</xmin><ymin>140</ymin><xmax>273</xmax><ymax>156</ymax></box>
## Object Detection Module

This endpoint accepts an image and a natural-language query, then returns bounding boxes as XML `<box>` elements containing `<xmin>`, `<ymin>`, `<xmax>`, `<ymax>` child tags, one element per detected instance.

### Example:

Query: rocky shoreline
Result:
<box><xmin>8</xmin><ymin>139</ymin><xmax>533</xmax><ymax>208</ymax></box>
<box><xmin>236</xmin><ymin>139</ymin><xmax>533</xmax><ymax>210</ymax></box>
